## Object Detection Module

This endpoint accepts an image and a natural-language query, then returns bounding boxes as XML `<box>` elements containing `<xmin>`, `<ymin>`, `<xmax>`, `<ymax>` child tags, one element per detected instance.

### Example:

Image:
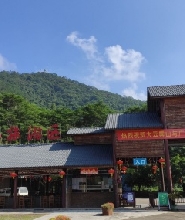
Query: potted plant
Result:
<box><xmin>101</xmin><ymin>202</ymin><xmax>114</xmax><ymax>215</ymax></box>
<box><xmin>49</xmin><ymin>215</ymin><xmax>71</xmax><ymax>220</ymax></box>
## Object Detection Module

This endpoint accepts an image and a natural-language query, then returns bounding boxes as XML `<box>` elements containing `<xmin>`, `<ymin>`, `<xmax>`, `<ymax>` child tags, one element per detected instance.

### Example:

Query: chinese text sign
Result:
<box><xmin>116</xmin><ymin>129</ymin><xmax>185</xmax><ymax>141</ymax></box>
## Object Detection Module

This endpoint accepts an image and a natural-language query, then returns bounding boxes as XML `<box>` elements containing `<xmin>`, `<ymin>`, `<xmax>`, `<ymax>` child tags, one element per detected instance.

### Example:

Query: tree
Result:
<box><xmin>0</xmin><ymin>93</ymin><xmax>48</xmax><ymax>143</ymax></box>
<box><xmin>74</xmin><ymin>101</ymin><xmax>114</xmax><ymax>127</ymax></box>
<box><xmin>128</xmin><ymin>166</ymin><xmax>157</xmax><ymax>191</ymax></box>
<box><xmin>170</xmin><ymin>147</ymin><xmax>185</xmax><ymax>188</ymax></box>
<box><xmin>124</xmin><ymin>103</ymin><xmax>147</xmax><ymax>113</ymax></box>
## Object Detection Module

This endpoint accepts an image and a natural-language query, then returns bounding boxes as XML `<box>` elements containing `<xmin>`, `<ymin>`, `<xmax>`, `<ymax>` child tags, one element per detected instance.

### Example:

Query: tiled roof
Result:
<box><xmin>0</xmin><ymin>143</ymin><xmax>113</xmax><ymax>169</ymax></box>
<box><xmin>105</xmin><ymin>112</ymin><xmax>163</xmax><ymax>129</ymax></box>
<box><xmin>148</xmin><ymin>84</ymin><xmax>185</xmax><ymax>98</ymax></box>
<box><xmin>67</xmin><ymin>127</ymin><xmax>108</xmax><ymax>135</ymax></box>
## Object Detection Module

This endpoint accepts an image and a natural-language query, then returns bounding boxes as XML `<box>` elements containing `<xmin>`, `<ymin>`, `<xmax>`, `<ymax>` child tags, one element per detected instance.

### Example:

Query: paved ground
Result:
<box><xmin>32</xmin><ymin>209</ymin><xmax>173</xmax><ymax>220</ymax></box>
<box><xmin>1</xmin><ymin>198</ymin><xmax>185</xmax><ymax>220</ymax></box>
<box><xmin>1</xmin><ymin>208</ymin><xmax>185</xmax><ymax>220</ymax></box>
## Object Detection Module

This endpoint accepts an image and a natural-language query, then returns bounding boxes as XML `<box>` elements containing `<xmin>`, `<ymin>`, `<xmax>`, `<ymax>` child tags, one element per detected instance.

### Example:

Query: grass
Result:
<box><xmin>0</xmin><ymin>214</ymin><xmax>45</xmax><ymax>220</ymax></box>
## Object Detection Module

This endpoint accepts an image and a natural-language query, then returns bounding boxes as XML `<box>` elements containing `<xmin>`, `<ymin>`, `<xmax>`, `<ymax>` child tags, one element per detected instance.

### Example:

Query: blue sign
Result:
<box><xmin>127</xmin><ymin>192</ymin><xmax>135</xmax><ymax>202</ymax></box>
<box><xmin>133</xmin><ymin>158</ymin><xmax>147</xmax><ymax>165</ymax></box>
<box><xmin>122</xmin><ymin>192</ymin><xmax>135</xmax><ymax>203</ymax></box>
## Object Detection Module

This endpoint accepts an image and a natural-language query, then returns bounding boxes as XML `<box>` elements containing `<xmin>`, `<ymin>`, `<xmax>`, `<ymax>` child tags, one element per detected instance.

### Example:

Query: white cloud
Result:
<box><xmin>67</xmin><ymin>32</ymin><xmax>99</xmax><ymax>60</ymax></box>
<box><xmin>104</xmin><ymin>45</ymin><xmax>145</xmax><ymax>82</ymax></box>
<box><xmin>67</xmin><ymin>32</ymin><xmax>147</xmax><ymax>100</ymax></box>
<box><xmin>122</xmin><ymin>83</ymin><xmax>147</xmax><ymax>101</ymax></box>
<box><xmin>0</xmin><ymin>54</ymin><xmax>17</xmax><ymax>71</ymax></box>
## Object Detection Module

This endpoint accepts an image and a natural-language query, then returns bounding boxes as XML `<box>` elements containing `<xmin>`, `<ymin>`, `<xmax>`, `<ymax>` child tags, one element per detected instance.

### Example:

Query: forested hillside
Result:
<box><xmin>0</xmin><ymin>71</ymin><xmax>145</xmax><ymax>111</ymax></box>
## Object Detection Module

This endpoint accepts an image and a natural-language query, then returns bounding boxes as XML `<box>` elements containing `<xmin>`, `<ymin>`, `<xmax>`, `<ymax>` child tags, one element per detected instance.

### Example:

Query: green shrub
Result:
<box><xmin>101</xmin><ymin>202</ymin><xmax>114</xmax><ymax>209</ymax></box>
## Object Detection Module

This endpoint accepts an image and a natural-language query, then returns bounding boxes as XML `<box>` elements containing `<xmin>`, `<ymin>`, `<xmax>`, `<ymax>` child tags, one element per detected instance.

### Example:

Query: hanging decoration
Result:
<box><xmin>117</xmin><ymin>159</ymin><xmax>123</xmax><ymax>170</ymax></box>
<box><xmin>121</xmin><ymin>166</ymin><xmax>128</xmax><ymax>174</ymax></box>
<box><xmin>59</xmin><ymin>170</ymin><xmax>65</xmax><ymax>178</ymax></box>
<box><xmin>10</xmin><ymin>172</ymin><xmax>17</xmax><ymax>179</ymax></box>
<box><xmin>108</xmin><ymin>168</ymin><xmax>114</xmax><ymax>178</ymax></box>
<box><xmin>158</xmin><ymin>157</ymin><xmax>165</xmax><ymax>168</ymax></box>
<box><xmin>152</xmin><ymin>164</ymin><xmax>158</xmax><ymax>174</ymax></box>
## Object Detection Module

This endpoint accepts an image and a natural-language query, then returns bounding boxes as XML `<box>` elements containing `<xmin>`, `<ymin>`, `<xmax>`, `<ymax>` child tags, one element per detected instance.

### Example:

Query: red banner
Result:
<box><xmin>81</xmin><ymin>168</ymin><xmax>98</xmax><ymax>174</ymax></box>
<box><xmin>116</xmin><ymin>128</ymin><xmax>185</xmax><ymax>141</ymax></box>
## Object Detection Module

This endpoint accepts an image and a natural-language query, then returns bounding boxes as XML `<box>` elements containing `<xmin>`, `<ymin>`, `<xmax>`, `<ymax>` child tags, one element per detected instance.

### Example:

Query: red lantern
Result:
<box><xmin>152</xmin><ymin>165</ymin><xmax>158</xmax><ymax>174</ymax></box>
<box><xmin>10</xmin><ymin>172</ymin><xmax>17</xmax><ymax>179</ymax></box>
<box><xmin>59</xmin><ymin>170</ymin><xmax>65</xmax><ymax>178</ymax></box>
<box><xmin>108</xmin><ymin>168</ymin><xmax>114</xmax><ymax>177</ymax></box>
<box><xmin>121</xmin><ymin>166</ymin><xmax>128</xmax><ymax>174</ymax></box>
<box><xmin>158</xmin><ymin>157</ymin><xmax>165</xmax><ymax>167</ymax></box>
<box><xmin>48</xmin><ymin>177</ymin><xmax>52</xmax><ymax>182</ymax></box>
<box><xmin>117</xmin><ymin>159</ymin><xmax>123</xmax><ymax>170</ymax></box>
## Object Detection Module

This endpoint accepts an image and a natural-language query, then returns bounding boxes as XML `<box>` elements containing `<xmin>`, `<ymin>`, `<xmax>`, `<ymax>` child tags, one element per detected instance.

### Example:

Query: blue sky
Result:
<box><xmin>0</xmin><ymin>1</ymin><xmax>185</xmax><ymax>101</ymax></box>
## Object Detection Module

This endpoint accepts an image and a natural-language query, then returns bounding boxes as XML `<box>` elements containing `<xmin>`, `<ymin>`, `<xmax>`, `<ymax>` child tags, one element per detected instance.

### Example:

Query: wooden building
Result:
<box><xmin>0</xmin><ymin>84</ymin><xmax>185</xmax><ymax>209</ymax></box>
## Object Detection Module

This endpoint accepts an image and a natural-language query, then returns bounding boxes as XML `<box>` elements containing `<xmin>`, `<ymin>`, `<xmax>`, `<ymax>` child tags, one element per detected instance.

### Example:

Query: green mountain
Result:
<box><xmin>0</xmin><ymin>71</ymin><xmax>145</xmax><ymax>111</ymax></box>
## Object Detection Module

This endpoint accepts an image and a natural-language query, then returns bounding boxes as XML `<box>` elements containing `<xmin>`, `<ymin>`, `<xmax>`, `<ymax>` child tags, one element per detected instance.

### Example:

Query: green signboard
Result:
<box><xmin>158</xmin><ymin>192</ymin><xmax>169</xmax><ymax>209</ymax></box>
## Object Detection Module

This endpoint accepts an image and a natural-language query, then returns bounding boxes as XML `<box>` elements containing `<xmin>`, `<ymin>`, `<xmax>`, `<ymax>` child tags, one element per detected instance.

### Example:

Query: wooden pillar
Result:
<box><xmin>46</xmin><ymin>175</ymin><xmax>49</xmax><ymax>195</ymax></box>
<box><xmin>13</xmin><ymin>171</ymin><xmax>18</xmax><ymax>209</ymax></box>
<box><xmin>159</xmin><ymin>164</ymin><xmax>165</xmax><ymax>191</ymax></box>
<box><xmin>113</xmin><ymin>164</ymin><xmax>119</xmax><ymax>208</ymax></box>
<box><xmin>113</xmin><ymin>132</ymin><xmax>119</xmax><ymax>208</ymax></box>
<box><xmin>165</xmin><ymin>139</ymin><xmax>172</xmax><ymax>193</ymax></box>
<box><xmin>62</xmin><ymin>173</ymin><xmax>66</xmax><ymax>208</ymax></box>
<box><xmin>161</xmin><ymin>100</ymin><xmax>172</xmax><ymax>193</ymax></box>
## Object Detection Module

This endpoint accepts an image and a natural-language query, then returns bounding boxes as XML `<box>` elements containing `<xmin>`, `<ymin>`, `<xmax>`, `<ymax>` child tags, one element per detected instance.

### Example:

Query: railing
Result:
<box><xmin>175</xmin><ymin>197</ymin><xmax>185</xmax><ymax>203</ymax></box>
